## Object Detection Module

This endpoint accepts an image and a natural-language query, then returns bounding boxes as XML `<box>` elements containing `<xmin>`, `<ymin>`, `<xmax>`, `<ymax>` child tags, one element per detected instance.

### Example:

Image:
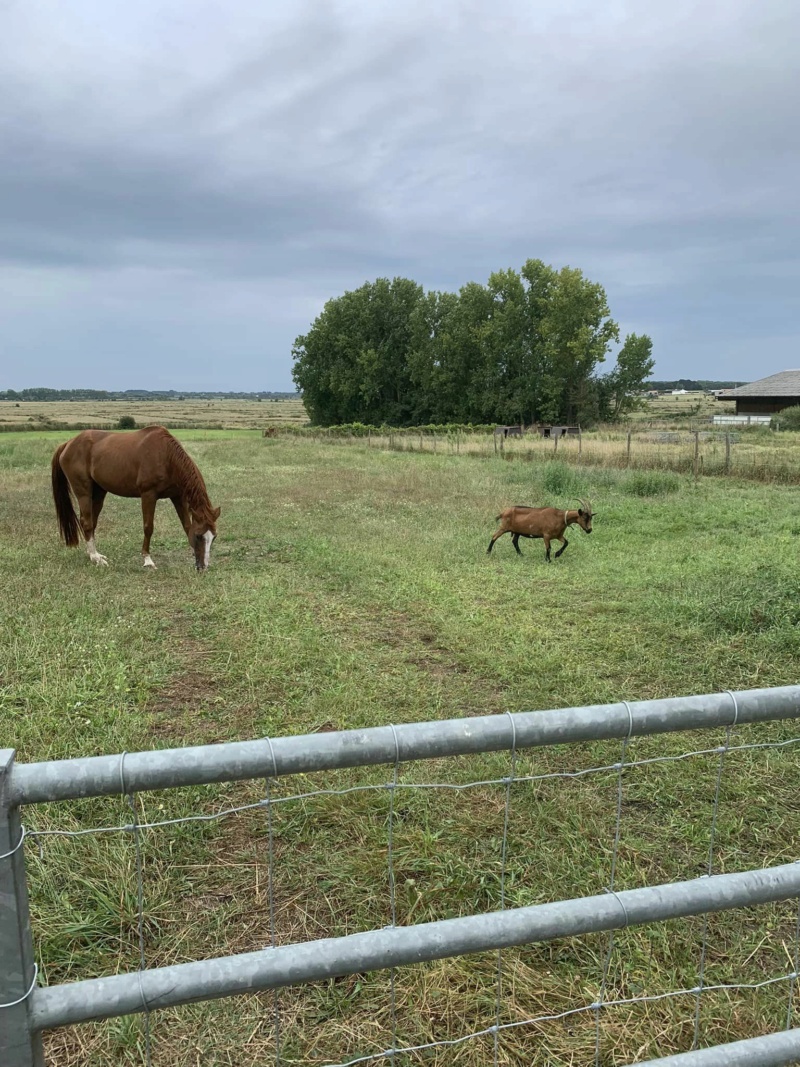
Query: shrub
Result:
<box><xmin>771</xmin><ymin>406</ymin><xmax>800</xmax><ymax>431</ymax></box>
<box><xmin>622</xmin><ymin>471</ymin><xmax>681</xmax><ymax>497</ymax></box>
<box><xmin>271</xmin><ymin>422</ymin><xmax>497</xmax><ymax>438</ymax></box>
<box><xmin>116</xmin><ymin>415</ymin><xmax>137</xmax><ymax>430</ymax></box>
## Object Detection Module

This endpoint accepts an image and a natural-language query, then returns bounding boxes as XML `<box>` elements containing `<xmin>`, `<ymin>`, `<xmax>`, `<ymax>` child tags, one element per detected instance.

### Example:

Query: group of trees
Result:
<box><xmin>292</xmin><ymin>259</ymin><xmax>655</xmax><ymax>427</ymax></box>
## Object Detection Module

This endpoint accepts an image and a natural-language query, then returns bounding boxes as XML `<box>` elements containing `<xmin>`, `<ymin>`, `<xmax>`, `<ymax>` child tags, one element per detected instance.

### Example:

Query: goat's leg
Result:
<box><xmin>487</xmin><ymin>529</ymin><xmax>507</xmax><ymax>554</ymax></box>
<box><xmin>511</xmin><ymin>533</ymin><xmax>523</xmax><ymax>556</ymax></box>
<box><xmin>543</xmin><ymin>536</ymin><xmax>552</xmax><ymax>562</ymax></box>
<box><xmin>554</xmin><ymin>536</ymin><xmax>568</xmax><ymax>558</ymax></box>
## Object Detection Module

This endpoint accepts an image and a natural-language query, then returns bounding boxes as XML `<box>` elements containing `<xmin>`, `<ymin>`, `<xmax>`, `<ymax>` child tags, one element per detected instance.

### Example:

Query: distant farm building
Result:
<box><xmin>720</xmin><ymin>371</ymin><xmax>800</xmax><ymax>416</ymax></box>
<box><xmin>537</xmin><ymin>425</ymin><xmax>580</xmax><ymax>440</ymax></box>
<box><xmin>493</xmin><ymin>424</ymin><xmax>580</xmax><ymax>439</ymax></box>
<box><xmin>671</xmin><ymin>389</ymin><xmax>689</xmax><ymax>395</ymax></box>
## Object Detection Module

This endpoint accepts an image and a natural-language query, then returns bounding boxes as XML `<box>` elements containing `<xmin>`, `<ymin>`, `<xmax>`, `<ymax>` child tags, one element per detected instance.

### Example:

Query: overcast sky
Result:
<box><xmin>1</xmin><ymin>0</ymin><xmax>797</xmax><ymax>390</ymax></box>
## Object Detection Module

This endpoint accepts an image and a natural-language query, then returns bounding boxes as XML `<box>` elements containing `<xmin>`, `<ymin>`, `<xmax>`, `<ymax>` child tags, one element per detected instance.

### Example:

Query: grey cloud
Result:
<box><xmin>0</xmin><ymin>0</ymin><xmax>798</xmax><ymax>388</ymax></box>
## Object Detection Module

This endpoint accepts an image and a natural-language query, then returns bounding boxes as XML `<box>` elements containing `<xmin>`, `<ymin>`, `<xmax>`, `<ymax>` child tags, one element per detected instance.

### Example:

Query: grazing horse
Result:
<box><xmin>51</xmin><ymin>426</ymin><xmax>220</xmax><ymax>571</ymax></box>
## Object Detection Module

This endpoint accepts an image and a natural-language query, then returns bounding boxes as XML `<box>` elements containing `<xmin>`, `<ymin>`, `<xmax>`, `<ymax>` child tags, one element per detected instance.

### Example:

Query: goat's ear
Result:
<box><xmin>578</xmin><ymin>508</ymin><xmax>583</xmax><ymax>516</ymax></box>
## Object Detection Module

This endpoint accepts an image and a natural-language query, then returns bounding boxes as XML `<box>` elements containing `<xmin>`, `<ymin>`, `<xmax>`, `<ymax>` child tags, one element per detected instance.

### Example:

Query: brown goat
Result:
<box><xmin>487</xmin><ymin>499</ymin><xmax>594</xmax><ymax>562</ymax></box>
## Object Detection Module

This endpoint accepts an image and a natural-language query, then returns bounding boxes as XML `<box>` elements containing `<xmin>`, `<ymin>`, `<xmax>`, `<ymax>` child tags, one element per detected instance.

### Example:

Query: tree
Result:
<box><xmin>292</xmin><ymin>278</ymin><xmax>425</xmax><ymax>424</ymax></box>
<box><xmin>292</xmin><ymin>261</ymin><xmax>641</xmax><ymax>427</ymax></box>
<box><xmin>602</xmin><ymin>333</ymin><xmax>656</xmax><ymax>419</ymax></box>
<box><xmin>536</xmin><ymin>266</ymin><xmax>619</xmax><ymax>424</ymax></box>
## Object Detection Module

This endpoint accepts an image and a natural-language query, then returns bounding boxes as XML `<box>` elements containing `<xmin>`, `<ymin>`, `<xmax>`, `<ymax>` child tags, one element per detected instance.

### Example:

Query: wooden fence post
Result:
<box><xmin>578</xmin><ymin>426</ymin><xmax>582</xmax><ymax>455</ymax></box>
<box><xmin>554</xmin><ymin>433</ymin><xmax>558</xmax><ymax>454</ymax></box>
<box><xmin>494</xmin><ymin>433</ymin><xmax>498</xmax><ymax>455</ymax></box>
<box><xmin>725</xmin><ymin>431</ymin><xmax>730</xmax><ymax>474</ymax></box>
<box><xmin>693</xmin><ymin>431</ymin><xmax>700</xmax><ymax>483</ymax></box>
<box><xmin>627</xmin><ymin>430</ymin><xmax>632</xmax><ymax>466</ymax></box>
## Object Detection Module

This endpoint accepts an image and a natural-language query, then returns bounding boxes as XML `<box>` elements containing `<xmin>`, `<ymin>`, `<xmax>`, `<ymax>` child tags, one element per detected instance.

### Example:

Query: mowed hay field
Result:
<box><xmin>631</xmin><ymin>392</ymin><xmax>735</xmax><ymax>422</ymax></box>
<box><xmin>2</xmin><ymin>431</ymin><xmax>800</xmax><ymax>1066</ymax></box>
<box><xmin>0</xmin><ymin>397</ymin><xmax>307</xmax><ymax>431</ymax></box>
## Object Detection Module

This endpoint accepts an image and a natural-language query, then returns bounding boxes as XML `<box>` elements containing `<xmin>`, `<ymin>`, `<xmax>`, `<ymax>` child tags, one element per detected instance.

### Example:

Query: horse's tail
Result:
<box><xmin>51</xmin><ymin>443</ymin><xmax>80</xmax><ymax>547</ymax></box>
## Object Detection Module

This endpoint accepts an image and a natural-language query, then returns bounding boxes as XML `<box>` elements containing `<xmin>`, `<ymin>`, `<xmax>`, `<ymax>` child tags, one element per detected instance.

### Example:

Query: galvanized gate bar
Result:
<box><xmin>28</xmin><ymin>858</ymin><xmax>800</xmax><ymax>1032</ymax></box>
<box><xmin>11</xmin><ymin>685</ymin><xmax>800</xmax><ymax>806</ymax></box>
<box><xmin>627</xmin><ymin>1027</ymin><xmax>800</xmax><ymax>1066</ymax></box>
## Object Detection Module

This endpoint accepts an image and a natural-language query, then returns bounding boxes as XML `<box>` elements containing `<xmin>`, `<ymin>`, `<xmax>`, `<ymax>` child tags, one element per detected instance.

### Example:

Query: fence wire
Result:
<box><xmin>15</xmin><ymin>721</ymin><xmax>800</xmax><ymax>1066</ymax></box>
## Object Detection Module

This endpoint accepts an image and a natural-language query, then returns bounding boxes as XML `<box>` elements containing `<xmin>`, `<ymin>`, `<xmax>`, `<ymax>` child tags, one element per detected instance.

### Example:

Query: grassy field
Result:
<box><xmin>0</xmin><ymin>397</ymin><xmax>307</xmax><ymax>431</ymax></box>
<box><xmin>2</xmin><ymin>431</ymin><xmax>800</xmax><ymax>1066</ymax></box>
<box><xmin>633</xmin><ymin>391</ymin><xmax>735</xmax><ymax>422</ymax></box>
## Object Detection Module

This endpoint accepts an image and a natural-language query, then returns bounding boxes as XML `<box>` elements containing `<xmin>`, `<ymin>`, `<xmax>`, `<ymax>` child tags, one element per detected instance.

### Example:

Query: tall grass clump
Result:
<box><xmin>541</xmin><ymin>461</ymin><xmax>586</xmax><ymax>496</ymax></box>
<box><xmin>622</xmin><ymin>470</ymin><xmax>681</xmax><ymax>496</ymax></box>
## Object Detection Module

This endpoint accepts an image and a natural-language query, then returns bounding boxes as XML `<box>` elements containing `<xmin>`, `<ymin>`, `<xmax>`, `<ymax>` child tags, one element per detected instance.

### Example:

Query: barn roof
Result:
<box><xmin>724</xmin><ymin>370</ymin><xmax>800</xmax><ymax>397</ymax></box>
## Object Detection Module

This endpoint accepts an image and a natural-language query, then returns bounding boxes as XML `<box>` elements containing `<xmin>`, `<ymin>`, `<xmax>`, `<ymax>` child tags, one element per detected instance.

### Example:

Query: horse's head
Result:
<box><xmin>190</xmin><ymin>507</ymin><xmax>221</xmax><ymax>571</ymax></box>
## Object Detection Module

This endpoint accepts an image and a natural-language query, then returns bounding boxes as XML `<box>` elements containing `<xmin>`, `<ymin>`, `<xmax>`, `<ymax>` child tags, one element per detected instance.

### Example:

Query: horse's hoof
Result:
<box><xmin>90</xmin><ymin>554</ymin><xmax>109</xmax><ymax>566</ymax></box>
<box><xmin>143</xmin><ymin>556</ymin><xmax>157</xmax><ymax>569</ymax></box>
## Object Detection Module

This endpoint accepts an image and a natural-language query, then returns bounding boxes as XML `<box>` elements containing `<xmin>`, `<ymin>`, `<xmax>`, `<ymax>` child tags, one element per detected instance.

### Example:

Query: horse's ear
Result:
<box><xmin>214</xmin><ymin>507</ymin><xmax>221</xmax><ymax>519</ymax></box>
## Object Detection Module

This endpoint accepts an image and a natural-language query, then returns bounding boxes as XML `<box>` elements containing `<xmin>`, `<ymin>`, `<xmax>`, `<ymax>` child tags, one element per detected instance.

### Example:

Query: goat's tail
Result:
<box><xmin>51</xmin><ymin>444</ymin><xmax>80</xmax><ymax>546</ymax></box>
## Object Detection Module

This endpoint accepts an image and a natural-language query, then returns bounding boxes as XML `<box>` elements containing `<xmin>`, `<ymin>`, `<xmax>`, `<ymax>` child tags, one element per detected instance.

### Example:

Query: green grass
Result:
<box><xmin>2</xmin><ymin>432</ymin><xmax>800</xmax><ymax>1065</ymax></box>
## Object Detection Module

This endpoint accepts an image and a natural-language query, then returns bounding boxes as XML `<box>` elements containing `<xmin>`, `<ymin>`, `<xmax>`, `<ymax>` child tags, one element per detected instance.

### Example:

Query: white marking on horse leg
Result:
<box><xmin>202</xmin><ymin>530</ymin><xmax>213</xmax><ymax>569</ymax></box>
<box><xmin>86</xmin><ymin>538</ymin><xmax>109</xmax><ymax>566</ymax></box>
<box><xmin>143</xmin><ymin>555</ymin><xmax>156</xmax><ymax>569</ymax></box>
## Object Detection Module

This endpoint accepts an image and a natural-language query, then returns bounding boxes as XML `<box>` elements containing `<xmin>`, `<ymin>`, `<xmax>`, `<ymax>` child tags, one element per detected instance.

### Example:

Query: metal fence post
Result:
<box><xmin>0</xmin><ymin>749</ymin><xmax>44</xmax><ymax>1066</ymax></box>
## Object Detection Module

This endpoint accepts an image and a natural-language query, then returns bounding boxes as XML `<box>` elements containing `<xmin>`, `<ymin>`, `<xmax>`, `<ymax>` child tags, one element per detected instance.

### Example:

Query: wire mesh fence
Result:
<box><xmin>4</xmin><ymin>687</ymin><xmax>800</xmax><ymax>1065</ymax></box>
<box><xmin>296</xmin><ymin>427</ymin><xmax>800</xmax><ymax>485</ymax></box>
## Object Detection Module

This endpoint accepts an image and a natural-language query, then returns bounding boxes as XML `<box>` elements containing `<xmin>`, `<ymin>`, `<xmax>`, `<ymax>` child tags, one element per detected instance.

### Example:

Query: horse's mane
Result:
<box><xmin>158</xmin><ymin>429</ymin><xmax>216</xmax><ymax>524</ymax></box>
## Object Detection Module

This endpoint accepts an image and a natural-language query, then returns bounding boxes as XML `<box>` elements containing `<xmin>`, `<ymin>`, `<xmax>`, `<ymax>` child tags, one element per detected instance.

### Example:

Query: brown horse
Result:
<box><xmin>51</xmin><ymin>426</ymin><xmax>220</xmax><ymax>571</ymax></box>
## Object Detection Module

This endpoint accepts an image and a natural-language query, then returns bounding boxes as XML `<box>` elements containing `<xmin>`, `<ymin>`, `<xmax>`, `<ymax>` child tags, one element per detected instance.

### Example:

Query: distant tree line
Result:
<box><xmin>0</xmin><ymin>389</ymin><xmax>299</xmax><ymax>401</ymax></box>
<box><xmin>292</xmin><ymin>260</ymin><xmax>655</xmax><ymax>427</ymax></box>
<box><xmin>646</xmin><ymin>379</ymin><xmax>745</xmax><ymax>391</ymax></box>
